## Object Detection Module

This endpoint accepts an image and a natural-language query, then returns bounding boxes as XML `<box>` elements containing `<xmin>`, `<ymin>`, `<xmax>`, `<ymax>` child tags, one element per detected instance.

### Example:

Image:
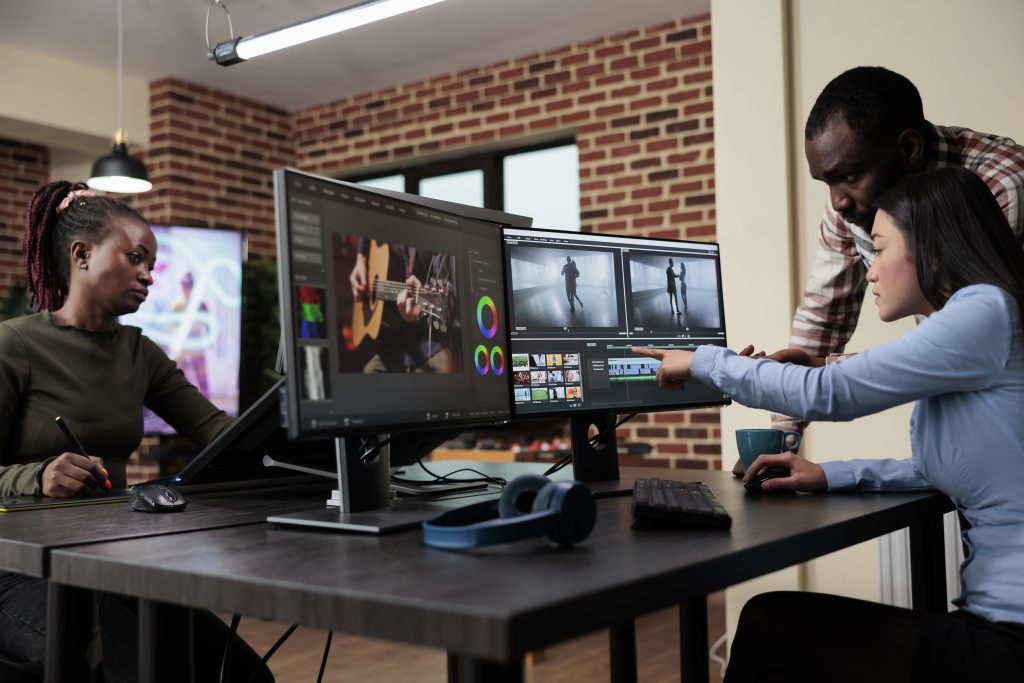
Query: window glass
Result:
<box><xmin>504</xmin><ymin>145</ymin><xmax>580</xmax><ymax>231</ymax></box>
<box><xmin>357</xmin><ymin>174</ymin><xmax>405</xmax><ymax>192</ymax></box>
<box><xmin>419</xmin><ymin>170</ymin><xmax>484</xmax><ymax>208</ymax></box>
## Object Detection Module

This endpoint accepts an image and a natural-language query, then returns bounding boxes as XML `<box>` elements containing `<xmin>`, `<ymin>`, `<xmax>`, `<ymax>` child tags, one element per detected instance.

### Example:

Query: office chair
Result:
<box><xmin>0</xmin><ymin>653</ymin><xmax>44</xmax><ymax>683</ymax></box>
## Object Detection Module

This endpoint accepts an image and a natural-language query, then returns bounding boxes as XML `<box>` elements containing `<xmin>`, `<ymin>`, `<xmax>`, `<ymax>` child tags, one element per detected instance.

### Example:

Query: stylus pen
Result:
<box><xmin>54</xmin><ymin>416</ymin><xmax>111</xmax><ymax>490</ymax></box>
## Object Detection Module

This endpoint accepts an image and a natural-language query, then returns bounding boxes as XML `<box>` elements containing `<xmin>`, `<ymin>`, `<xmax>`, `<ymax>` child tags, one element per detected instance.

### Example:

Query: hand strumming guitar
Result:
<box><xmin>350</xmin><ymin>252</ymin><xmax>368</xmax><ymax>301</ymax></box>
<box><xmin>396</xmin><ymin>275</ymin><xmax>423</xmax><ymax>323</ymax></box>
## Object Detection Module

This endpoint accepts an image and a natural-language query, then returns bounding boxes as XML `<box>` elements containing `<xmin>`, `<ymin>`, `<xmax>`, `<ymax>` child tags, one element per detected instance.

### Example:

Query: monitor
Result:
<box><xmin>275</xmin><ymin>168</ymin><xmax>511</xmax><ymax>439</ymax></box>
<box><xmin>121</xmin><ymin>225</ymin><xmax>244</xmax><ymax>435</ymax></box>
<box><xmin>270</xmin><ymin>169</ymin><xmax>514</xmax><ymax>531</ymax></box>
<box><xmin>503</xmin><ymin>227</ymin><xmax>730</xmax><ymax>416</ymax></box>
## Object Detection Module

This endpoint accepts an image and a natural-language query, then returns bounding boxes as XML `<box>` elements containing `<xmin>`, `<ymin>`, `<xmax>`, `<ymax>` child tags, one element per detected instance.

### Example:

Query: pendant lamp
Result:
<box><xmin>88</xmin><ymin>0</ymin><xmax>152</xmax><ymax>193</ymax></box>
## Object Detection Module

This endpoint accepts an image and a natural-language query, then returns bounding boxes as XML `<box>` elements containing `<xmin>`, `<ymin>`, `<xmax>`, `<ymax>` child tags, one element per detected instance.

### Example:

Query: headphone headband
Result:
<box><xmin>422</xmin><ymin>501</ymin><xmax>558</xmax><ymax>549</ymax></box>
<box><xmin>422</xmin><ymin>474</ymin><xmax>596</xmax><ymax>550</ymax></box>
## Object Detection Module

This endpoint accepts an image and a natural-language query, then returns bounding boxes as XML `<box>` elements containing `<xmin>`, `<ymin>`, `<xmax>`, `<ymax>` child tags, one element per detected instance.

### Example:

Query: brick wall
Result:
<box><xmin>0</xmin><ymin>139</ymin><xmax>48</xmax><ymax>314</ymax></box>
<box><xmin>0</xmin><ymin>12</ymin><xmax>721</xmax><ymax>470</ymax></box>
<box><xmin>291</xmin><ymin>14</ymin><xmax>720</xmax><ymax>469</ymax></box>
<box><xmin>135</xmin><ymin>78</ymin><xmax>294</xmax><ymax>258</ymax></box>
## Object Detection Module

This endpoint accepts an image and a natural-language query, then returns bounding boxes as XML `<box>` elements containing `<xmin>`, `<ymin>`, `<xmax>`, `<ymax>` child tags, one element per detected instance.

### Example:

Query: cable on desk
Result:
<box><xmin>542</xmin><ymin>452</ymin><xmax>573</xmax><ymax>476</ymax></box>
<box><xmin>316</xmin><ymin>629</ymin><xmax>333</xmax><ymax>683</ymax></box>
<box><xmin>358</xmin><ymin>436</ymin><xmax>392</xmax><ymax>464</ymax></box>
<box><xmin>410</xmin><ymin>458</ymin><xmax>508</xmax><ymax>488</ymax></box>
<box><xmin>543</xmin><ymin>413</ymin><xmax>638</xmax><ymax>476</ymax></box>
<box><xmin>220</xmin><ymin>613</ymin><xmax>241</xmax><ymax>683</ymax></box>
<box><xmin>245</xmin><ymin>623</ymin><xmax>298</xmax><ymax>683</ymax></box>
<box><xmin>709</xmin><ymin>631</ymin><xmax>729</xmax><ymax>678</ymax></box>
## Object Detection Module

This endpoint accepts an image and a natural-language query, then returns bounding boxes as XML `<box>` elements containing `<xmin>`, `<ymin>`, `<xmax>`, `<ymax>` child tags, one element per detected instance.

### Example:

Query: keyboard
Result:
<box><xmin>632</xmin><ymin>478</ymin><xmax>732</xmax><ymax>530</ymax></box>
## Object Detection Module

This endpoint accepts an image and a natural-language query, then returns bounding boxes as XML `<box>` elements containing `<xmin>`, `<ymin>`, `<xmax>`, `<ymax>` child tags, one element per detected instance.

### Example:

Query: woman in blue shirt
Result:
<box><xmin>635</xmin><ymin>167</ymin><xmax>1024</xmax><ymax>682</ymax></box>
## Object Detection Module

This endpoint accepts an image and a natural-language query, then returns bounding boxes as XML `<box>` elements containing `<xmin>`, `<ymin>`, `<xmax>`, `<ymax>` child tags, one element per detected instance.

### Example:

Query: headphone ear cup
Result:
<box><xmin>498</xmin><ymin>474</ymin><xmax>550</xmax><ymax>519</ymax></box>
<box><xmin>537</xmin><ymin>481</ymin><xmax>596</xmax><ymax>546</ymax></box>
<box><xmin>531</xmin><ymin>480</ymin><xmax>560</xmax><ymax>514</ymax></box>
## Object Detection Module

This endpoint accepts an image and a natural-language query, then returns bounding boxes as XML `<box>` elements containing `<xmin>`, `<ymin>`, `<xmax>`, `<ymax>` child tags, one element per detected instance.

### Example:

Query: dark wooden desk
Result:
<box><xmin>0</xmin><ymin>483</ymin><xmax>332</xmax><ymax>682</ymax></box>
<box><xmin>49</xmin><ymin>470</ymin><xmax>952</xmax><ymax>683</ymax></box>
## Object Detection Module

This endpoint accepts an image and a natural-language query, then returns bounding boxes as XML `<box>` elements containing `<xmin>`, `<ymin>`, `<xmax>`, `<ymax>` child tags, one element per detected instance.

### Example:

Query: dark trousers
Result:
<box><xmin>566</xmin><ymin>286</ymin><xmax>583</xmax><ymax>309</ymax></box>
<box><xmin>0</xmin><ymin>572</ymin><xmax>273</xmax><ymax>682</ymax></box>
<box><xmin>725</xmin><ymin>591</ymin><xmax>1024</xmax><ymax>683</ymax></box>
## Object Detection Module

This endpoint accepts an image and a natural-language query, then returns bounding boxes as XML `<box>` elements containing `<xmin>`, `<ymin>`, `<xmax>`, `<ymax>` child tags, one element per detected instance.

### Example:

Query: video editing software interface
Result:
<box><xmin>277</xmin><ymin>171</ymin><xmax>511</xmax><ymax>437</ymax></box>
<box><xmin>503</xmin><ymin>227</ymin><xmax>729</xmax><ymax>415</ymax></box>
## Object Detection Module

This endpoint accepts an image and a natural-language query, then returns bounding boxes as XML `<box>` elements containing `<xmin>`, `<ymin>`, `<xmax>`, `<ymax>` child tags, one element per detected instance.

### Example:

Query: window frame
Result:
<box><xmin>346</xmin><ymin>137</ymin><xmax>576</xmax><ymax>212</ymax></box>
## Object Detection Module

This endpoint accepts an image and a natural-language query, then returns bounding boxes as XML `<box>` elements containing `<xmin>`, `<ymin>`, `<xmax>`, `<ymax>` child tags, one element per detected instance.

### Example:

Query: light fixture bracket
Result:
<box><xmin>210</xmin><ymin>36</ymin><xmax>245</xmax><ymax>66</ymax></box>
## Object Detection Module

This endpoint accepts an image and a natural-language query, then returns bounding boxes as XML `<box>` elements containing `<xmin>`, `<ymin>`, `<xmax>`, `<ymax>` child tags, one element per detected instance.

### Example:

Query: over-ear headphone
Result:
<box><xmin>422</xmin><ymin>474</ymin><xmax>596</xmax><ymax>549</ymax></box>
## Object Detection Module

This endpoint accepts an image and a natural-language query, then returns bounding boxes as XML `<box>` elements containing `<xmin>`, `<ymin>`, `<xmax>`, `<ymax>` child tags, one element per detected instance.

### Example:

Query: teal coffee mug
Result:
<box><xmin>735</xmin><ymin>429</ymin><xmax>801</xmax><ymax>472</ymax></box>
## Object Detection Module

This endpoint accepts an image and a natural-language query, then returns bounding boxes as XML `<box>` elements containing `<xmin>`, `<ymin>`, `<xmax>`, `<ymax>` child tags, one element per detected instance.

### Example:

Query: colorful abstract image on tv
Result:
<box><xmin>121</xmin><ymin>226</ymin><xmax>244</xmax><ymax>435</ymax></box>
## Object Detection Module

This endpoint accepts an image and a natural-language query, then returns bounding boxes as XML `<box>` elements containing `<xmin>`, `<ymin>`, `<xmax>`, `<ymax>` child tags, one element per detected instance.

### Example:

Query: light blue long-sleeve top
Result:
<box><xmin>691</xmin><ymin>284</ymin><xmax>1024</xmax><ymax>625</ymax></box>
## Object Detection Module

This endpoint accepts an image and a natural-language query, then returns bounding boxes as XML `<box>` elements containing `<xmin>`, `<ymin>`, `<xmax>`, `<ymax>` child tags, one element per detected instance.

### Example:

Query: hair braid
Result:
<box><xmin>23</xmin><ymin>181</ymin><xmax>73</xmax><ymax>311</ymax></box>
<box><xmin>22</xmin><ymin>181</ymin><xmax>147</xmax><ymax>312</ymax></box>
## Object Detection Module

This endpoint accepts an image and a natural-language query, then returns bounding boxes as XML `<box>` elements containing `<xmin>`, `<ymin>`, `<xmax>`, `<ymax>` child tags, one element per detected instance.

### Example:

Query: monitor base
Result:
<box><xmin>584</xmin><ymin>477</ymin><xmax>636</xmax><ymax>499</ymax></box>
<box><xmin>267</xmin><ymin>498</ymin><xmax>448</xmax><ymax>534</ymax></box>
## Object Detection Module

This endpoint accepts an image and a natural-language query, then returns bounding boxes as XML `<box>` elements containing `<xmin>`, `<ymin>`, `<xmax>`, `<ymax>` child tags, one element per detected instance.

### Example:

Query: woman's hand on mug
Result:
<box><xmin>742</xmin><ymin>452</ymin><xmax>828</xmax><ymax>493</ymax></box>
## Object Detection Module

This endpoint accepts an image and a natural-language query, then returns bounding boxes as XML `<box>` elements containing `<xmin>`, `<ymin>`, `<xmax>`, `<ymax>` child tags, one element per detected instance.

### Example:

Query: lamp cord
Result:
<box><xmin>117</xmin><ymin>0</ymin><xmax>123</xmax><ymax>132</ymax></box>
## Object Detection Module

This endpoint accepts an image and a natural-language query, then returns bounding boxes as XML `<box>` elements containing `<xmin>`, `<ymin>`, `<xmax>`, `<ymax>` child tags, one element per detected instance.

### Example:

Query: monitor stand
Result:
<box><xmin>569</xmin><ymin>414</ymin><xmax>636</xmax><ymax>498</ymax></box>
<box><xmin>265</xmin><ymin>436</ymin><xmax>468</xmax><ymax>534</ymax></box>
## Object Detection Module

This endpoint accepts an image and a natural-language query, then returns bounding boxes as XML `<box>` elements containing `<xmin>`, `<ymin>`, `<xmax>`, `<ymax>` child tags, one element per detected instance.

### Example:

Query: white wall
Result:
<box><xmin>711</xmin><ymin>0</ymin><xmax>803</xmax><ymax>641</ymax></box>
<box><xmin>0</xmin><ymin>41</ymin><xmax>149</xmax><ymax>156</ymax></box>
<box><xmin>713</xmin><ymin>0</ymin><xmax>1024</xmax><ymax>644</ymax></box>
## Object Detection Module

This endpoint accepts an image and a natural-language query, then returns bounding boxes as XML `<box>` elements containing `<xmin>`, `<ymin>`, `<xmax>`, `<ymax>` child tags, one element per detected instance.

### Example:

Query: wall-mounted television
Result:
<box><xmin>121</xmin><ymin>225</ymin><xmax>244</xmax><ymax>435</ymax></box>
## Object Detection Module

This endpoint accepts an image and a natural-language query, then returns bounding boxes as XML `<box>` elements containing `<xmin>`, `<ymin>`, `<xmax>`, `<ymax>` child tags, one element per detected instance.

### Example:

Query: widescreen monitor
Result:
<box><xmin>503</xmin><ymin>227</ymin><xmax>730</xmax><ymax>416</ymax></box>
<box><xmin>121</xmin><ymin>225</ymin><xmax>243</xmax><ymax>434</ymax></box>
<box><xmin>275</xmin><ymin>169</ymin><xmax>511</xmax><ymax>440</ymax></box>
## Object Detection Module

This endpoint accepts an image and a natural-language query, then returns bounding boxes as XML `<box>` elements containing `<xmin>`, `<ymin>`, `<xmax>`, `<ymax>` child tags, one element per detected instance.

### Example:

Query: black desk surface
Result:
<box><xmin>0</xmin><ymin>483</ymin><xmax>333</xmax><ymax>577</ymax></box>
<box><xmin>51</xmin><ymin>470</ymin><xmax>952</xmax><ymax>662</ymax></box>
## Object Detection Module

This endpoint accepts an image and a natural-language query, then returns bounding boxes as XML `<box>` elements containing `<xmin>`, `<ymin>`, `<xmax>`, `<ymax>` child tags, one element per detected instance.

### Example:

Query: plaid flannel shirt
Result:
<box><xmin>775</xmin><ymin>123</ymin><xmax>1024</xmax><ymax>432</ymax></box>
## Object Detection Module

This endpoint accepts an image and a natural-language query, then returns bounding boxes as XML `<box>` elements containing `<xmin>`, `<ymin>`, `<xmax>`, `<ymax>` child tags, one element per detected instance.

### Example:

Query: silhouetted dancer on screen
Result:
<box><xmin>667</xmin><ymin>258</ymin><xmax>687</xmax><ymax>316</ymax></box>
<box><xmin>561</xmin><ymin>256</ymin><xmax>583</xmax><ymax>312</ymax></box>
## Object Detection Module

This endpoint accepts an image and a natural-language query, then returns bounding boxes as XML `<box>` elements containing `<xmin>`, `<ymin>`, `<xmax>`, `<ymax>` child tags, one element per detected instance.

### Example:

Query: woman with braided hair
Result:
<box><xmin>0</xmin><ymin>181</ymin><xmax>273</xmax><ymax>681</ymax></box>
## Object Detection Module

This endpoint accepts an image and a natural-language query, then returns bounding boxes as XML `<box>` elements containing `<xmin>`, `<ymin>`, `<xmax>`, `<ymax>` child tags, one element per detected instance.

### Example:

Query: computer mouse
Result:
<box><xmin>129</xmin><ymin>485</ymin><xmax>187</xmax><ymax>513</ymax></box>
<box><xmin>743</xmin><ymin>468</ymin><xmax>792</xmax><ymax>494</ymax></box>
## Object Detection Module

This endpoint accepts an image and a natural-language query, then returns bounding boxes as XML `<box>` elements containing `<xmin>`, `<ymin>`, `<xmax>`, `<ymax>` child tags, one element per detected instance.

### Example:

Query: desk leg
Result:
<box><xmin>447</xmin><ymin>653</ymin><xmax>522</xmax><ymax>683</ymax></box>
<box><xmin>44</xmin><ymin>582</ymin><xmax>93</xmax><ymax>683</ymax></box>
<box><xmin>679</xmin><ymin>596</ymin><xmax>709</xmax><ymax>683</ymax></box>
<box><xmin>609</xmin><ymin>620</ymin><xmax>638</xmax><ymax>683</ymax></box>
<box><xmin>910</xmin><ymin>516</ymin><xmax>947</xmax><ymax>614</ymax></box>
<box><xmin>138</xmin><ymin>599</ymin><xmax>190</xmax><ymax>683</ymax></box>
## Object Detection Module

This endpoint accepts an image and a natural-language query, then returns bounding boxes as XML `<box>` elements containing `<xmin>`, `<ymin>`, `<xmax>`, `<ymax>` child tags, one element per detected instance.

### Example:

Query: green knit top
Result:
<box><xmin>0</xmin><ymin>312</ymin><xmax>232</xmax><ymax>496</ymax></box>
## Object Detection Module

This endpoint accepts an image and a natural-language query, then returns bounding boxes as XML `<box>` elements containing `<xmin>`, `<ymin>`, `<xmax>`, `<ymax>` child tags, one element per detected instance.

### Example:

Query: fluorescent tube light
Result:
<box><xmin>210</xmin><ymin>0</ymin><xmax>448</xmax><ymax>66</ymax></box>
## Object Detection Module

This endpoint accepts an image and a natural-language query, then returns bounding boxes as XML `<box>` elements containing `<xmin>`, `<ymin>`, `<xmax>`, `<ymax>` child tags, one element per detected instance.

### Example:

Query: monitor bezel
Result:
<box><xmin>275</xmin><ymin>168</ymin><xmax>512</xmax><ymax>440</ymax></box>
<box><xmin>500</xmin><ymin>225</ymin><xmax>731</xmax><ymax>419</ymax></box>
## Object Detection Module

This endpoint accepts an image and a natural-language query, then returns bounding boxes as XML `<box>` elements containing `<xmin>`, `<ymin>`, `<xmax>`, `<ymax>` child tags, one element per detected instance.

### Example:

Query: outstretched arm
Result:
<box><xmin>690</xmin><ymin>286</ymin><xmax>1013</xmax><ymax>422</ymax></box>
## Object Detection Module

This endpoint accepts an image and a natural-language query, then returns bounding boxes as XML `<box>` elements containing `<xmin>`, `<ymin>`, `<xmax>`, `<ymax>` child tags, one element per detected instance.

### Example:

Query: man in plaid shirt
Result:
<box><xmin>733</xmin><ymin>66</ymin><xmax>1024</xmax><ymax>475</ymax></box>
